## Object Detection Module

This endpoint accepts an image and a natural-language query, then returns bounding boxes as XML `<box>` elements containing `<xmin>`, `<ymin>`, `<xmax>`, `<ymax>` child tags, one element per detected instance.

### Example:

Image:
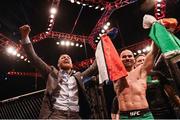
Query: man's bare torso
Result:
<box><xmin>117</xmin><ymin>66</ymin><xmax>149</xmax><ymax>111</ymax></box>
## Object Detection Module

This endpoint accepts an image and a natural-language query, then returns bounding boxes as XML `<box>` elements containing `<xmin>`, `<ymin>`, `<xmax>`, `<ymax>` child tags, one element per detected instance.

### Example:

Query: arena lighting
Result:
<box><xmin>106</xmin><ymin>22</ymin><xmax>110</xmax><ymax>26</ymax></box>
<box><xmin>28</xmin><ymin>60</ymin><xmax>30</xmax><ymax>63</ymax></box>
<box><xmin>97</xmin><ymin>37</ymin><xmax>100</xmax><ymax>39</ymax></box>
<box><xmin>16</xmin><ymin>53</ymin><xmax>21</xmax><ymax>57</ymax></box>
<box><xmin>146</xmin><ymin>46</ymin><xmax>151</xmax><ymax>51</ymax></box>
<box><xmin>20</xmin><ymin>56</ymin><xmax>24</xmax><ymax>59</ymax></box>
<box><xmin>61</xmin><ymin>41</ymin><xmax>65</xmax><ymax>45</ymax></box>
<box><xmin>89</xmin><ymin>5</ymin><xmax>93</xmax><ymax>8</ymax></box>
<box><xmin>99</xmin><ymin>33</ymin><xmax>103</xmax><ymax>36</ymax></box>
<box><xmin>142</xmin><ymin>48</ymin><xmax>147</xmax><ymax>52</ymax></box>
<box><xmin>95</xmin><ymin>40</ymin><xmax>99</xmax><ymax>43</ymax></box>
<box><xmin>157</xmin><ymin>0</ymin><xmax>162</xmax><ymax>2</ymax></box>
<box><xmin>82</xmin><ymin>4</ymin><xmax>86</xmax><ymax>6</ymax></box>
<box><xmin>70</xmin><ymin>0</ymin><xmax>75</xmax><ymax>3</ymax></box>
<box><xmin>137</xmin><ymin>50</ymin><xmax>142</xmax><ymax>54</ymax></box>
<box><xmin>50</xmin><ymin>7</ymin><xmax>57</xmax><ymax>14</ymax></box>
<box><xmin>75</xmin><ymin>43</ymin><xmax>79</xmax><ymax>47</ymax></box>
<box><xmin>101</xmin><ymin>29</ymin><xmax>105</xmax><ymax>33</ymax></box>
<box><xmin>157</xmin><ymin>3</ymin><xmax>161</xmax><ymax>7</ymax></box>
<box><xmin>95</xmin><ymin>6</ymin><xmax>99</xmax><ymax>9</ymax></box>
<box><xmin>6</xmin><ymin>46</ymin><xmax>15</xmax><ymax>54</ymax></box>
<box><xmin>80</xmin><ymin>44</ymin><xmax>83</xmax><ymax>48</ymax></box>
<box><xmin>50</xmin><ymin>19</ymin><xmax>54</xmax><ymax>23</ymax></box>
<box><xmin>45</xmin><ymin>31</ymin><xmax>49</xmax><ymax>34</ymax></box>
<box><xmin>12</xmin><ymin>51</ymin><xmax>17</xmax><ymax>56</ymax></box>
<box><xmin>70</xmin><ymin>42</ymin><xmax>75</xmax><ymax>46</ymax></box>
<box><xmin>134</xmin><ymin>52</ymin><xmax>137</xmax><ymax>55</ymax></box>
<box><xmin>157</xmin><ymin>9</ymin><xmax>161</xmax><ymax>12</ymax></box>
<box><xmin>50</xmin><ymin>14</ymin><xmax>55</xmax><ymax>19</ymax></box>
<box><xmin>76</xmin><ymin>1</ymin><xmax>80</xmax><ymax>4</ymax></box>
<box><xmin>49</xmin><ymin>24</ymin><xmax>52</xmax><ymax>27</ymax></box>
<box><xmin>65</xmin><ymin>41</ymin><xmax>70</xmax><ymax>46</ymax></box>
<box><xmin>56</xmin><ymin>42</ymin><xmax>60</xmax><ymax>45</ymax></box>
<box><xmin>47</xmin><ymin>28</ymin><xmax>51</xmax><ymax>31</ymax></box>
<box><xmin>100</xmin><ymin>7</ymin><xmax>105</xmax><ymax>11</ymax></box>
<box><xmin>103</xmin><ymin>25</ymin><xmax>109</xmax><ymax>30</ymax></box>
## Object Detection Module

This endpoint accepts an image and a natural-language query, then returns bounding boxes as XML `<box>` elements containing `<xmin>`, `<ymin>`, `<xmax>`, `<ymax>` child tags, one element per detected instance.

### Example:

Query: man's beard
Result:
<box><xmin>60</xmin><ymin>63</ymin><xmax>72</xmax><ymax>70</ymax></box>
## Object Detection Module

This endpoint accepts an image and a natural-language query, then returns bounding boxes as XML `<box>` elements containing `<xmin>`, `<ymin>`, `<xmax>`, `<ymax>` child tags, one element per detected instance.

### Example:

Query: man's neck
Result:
<box><xmin>60</xmin><ymin>69</ymin><xmax>71</xmax><ymax>74</ymax></box>
<box><xmin>126</xmin><ymin>66</ymin><xmax>133</xmax><ymax>72</ymax></box>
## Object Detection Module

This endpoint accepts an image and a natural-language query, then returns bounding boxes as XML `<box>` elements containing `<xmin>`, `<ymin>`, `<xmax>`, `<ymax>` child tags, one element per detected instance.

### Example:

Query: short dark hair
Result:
<box><xmin>135</xmin><ymin>54</ymin><xmax>146</xmax><ymax>60</ymax></box>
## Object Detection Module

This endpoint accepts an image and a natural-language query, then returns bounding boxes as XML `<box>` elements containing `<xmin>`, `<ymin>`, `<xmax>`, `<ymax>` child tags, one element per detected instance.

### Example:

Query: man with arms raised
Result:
<box><xmin>114</xmin><ymin>42</ymin><xmax>159</xmax><ymax>119</ymax></box>
<box><xmin>19</xmin><ymin>25</ymin><xmax>97</xmax><ymax>119</ymax></box>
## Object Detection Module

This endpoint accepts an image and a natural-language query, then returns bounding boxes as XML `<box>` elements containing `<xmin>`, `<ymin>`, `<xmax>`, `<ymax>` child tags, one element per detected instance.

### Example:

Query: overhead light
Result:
<box><xmin>106</xmin><ymin>22</ymin><xmax>110</xmax><ymax>26</ymax></box>
<box><xmin>103</xmin><ymin>25</ymin><xmax>109</xmax><ymax>30</ymax></box>
<box><xmin>56</xmin><ymin>42</ymin><xmax>60</xmax><ymax>45</ymax></box>
<box><xmin>61</xmin><ymin>41</ymin><xmax>65</xmax><ymax>46</ymax></box>
<box><xmin>50</xmin><ymin>19</ymin><xmax>54</xmax><ymax>23</ymax></box>
<box><xmin>50</xmin><ymin>7</ymin><xmax>57</xmax><ymax>14</ymax></box>
<box><xmin>157</xmin><ymin>3</ymin><xmax>161</xmax><ymax>7</ymax></box>
<box><xmin>95</xmin><ymin>40</ymin><xmax>99</xmax><ymax>43</ymax></box>
<box><xmin>70</xmin><ymin>42</ymin><xmax>75</xmax><ymax>46</ymax></box>
<box><xmin>76</xmin><ymin>1</ymin><xmax>81</xmax><ymax>4</ymax></box>
<box><xmin>133</xmin><ymin>52</ymin><xmax>137</xmax><ymax>55</ymax></box>
<box><xmin>70</xmin><ymin>0</ymin><xmax>75</xmax><ymax>3</ymax></box>
<box><xmin>146</xmin><ymin>46</ymin><xmax>151</xmax><ymax>51</ymax></box>
<box><xmin>157</xmin><ymin>0</ymin><xmax>162</xmax><ymax>2</ymax></box>
<box><xmin>12</xmin><ymin>51</ymin><xmax>17</xmax><ymax>56</ymax></box>
<box><xmin>65</xmin><ymin>41</ymin><xmax>70</xmax><ymax>46</ymax></box>
<box><xmin>50</xmin><ymin>14</ymin><xmax>55</xmax><ymax>19</ymax></box>
<box><xmin>100</xmin><ymin>7</ymin><xmax>104</xmax><ymax>11</ymax></box>
<box><xmin>95</xmin><ymin>6</ymin><xmax>99</xmax><ymax>9</ymax></box>
<box><xmin>20</xmin><ymin>56</ymin><xmax>24</xmax><ymax>59</ymax></box>
<box><xmin>137</xmin><ymin>50</ymin><xmax>142</xmax><ymax>54</ymax></box>
<box><xmin>97</xmin><ymin>37</ymin><xmax>100</xmax><ymax>39</ymax></box>
<box><xmin>6</xmin><ymin>47</ymin><xmax>15</xmax><ymax>54</ymax></box>
<box><xmin>75</xmin><ymin>43</ymin><xmax>79</xmax><ymax>47</ymax></box>
<box><xmin>80</xmin><ymin>44</ymin><xmax>83</xmax><ymax>47</ymax></box>
<box><xmin>82</xmin><ymin>4</ymin><xmax>86</xmax><ymax>6</ymax></box>
<box><xmin>89</xmin><ymin>5</ymin><xmax>93</xmax><ymax>8</ymax></box>
<box><xmin>101</xmin><ymin>29</ymin><xmax>105</xmax><ymax>33</ymax></box>
<box><xmin>16</xmin><ymin>53</ymin><xmax>21</xmax><ymax>57</ymax></box>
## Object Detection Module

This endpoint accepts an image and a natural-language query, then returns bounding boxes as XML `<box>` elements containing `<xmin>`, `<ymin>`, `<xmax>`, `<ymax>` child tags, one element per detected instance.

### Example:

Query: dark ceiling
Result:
<box><xmin>0</xmin><ymin>0</ymin><xmax>180</xmax><ymax>75</ymax></box>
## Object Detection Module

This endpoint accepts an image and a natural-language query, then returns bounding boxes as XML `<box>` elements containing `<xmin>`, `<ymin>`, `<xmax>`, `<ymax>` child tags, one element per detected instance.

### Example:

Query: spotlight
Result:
<box><xmin>50</xmin><ymin>14</ymin><xmax>55</xmax><ymax>19</ymax></box>
<box><xmin>70</xmin><ymin>0</ymin><xmax>75</xmax><ymax>3</ymax></box>
<box><xmin>56</xmin><ymin>42</ymin><xmax>60</xmax><ymax>45</ymax></box>
<box><xmin>95</xmin><ymin>6</ymin><xmax>99</xmax><ymax>9</ymax></box>
<box><xmin>137</xmin><ymin>50</ymin><xmax>142</xmax><ymax>54</ymax></box>
<box><xmin>20</xmin><ymin>56</ymin><xmax>24</xmax><ymax>59</ymax></box>
<box><xmin>50</xmin><ymin>7</ymin><xmax>57</xmax><ymax>14</ymax></box>
<box><xmin>61</xmin><ymin>41</ymin><xmax>65</xmax><ymax>46</ymax></box>
<box><xmin>80</xmin><ymin>44</ymin><xmax>83</xmax><ymax>47</ymax></box>
<box><xmin>65</xmin><ymin>41</ymin><xmax>70</xmax><ymax>46</ymax></box>
<box><xmin>100</xmin><ymin>7</ymin><xmax>104</xmax><ymax>11</ymax></box>
<box><xmin>76</xmin><ymin>1</ymin><xmax>81</xmax><ymax>4</ymax></box>
<box><xmin>6</xmin><ymin>47</ymin><xmax>14</xmax><ymax>54</ymax></box>
<box><xmin>75</xmin><ymin>43</ymin><xmax>79</xmax><ymax>47</ymax></box>
<box><xmin>70</xmin><ymin>42</ymin><xmax>75</xmax><ymax>46</ymax></box>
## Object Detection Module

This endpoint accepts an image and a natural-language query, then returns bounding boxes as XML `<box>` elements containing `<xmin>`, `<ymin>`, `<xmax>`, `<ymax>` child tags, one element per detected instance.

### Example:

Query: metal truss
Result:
<box><xmin>31</xmin><ymin>31</ymin><xmax>88</xmax><ymax>43</ymax></box>
<box><xmin>88</xmin><ymin>0</ymin><xmax>138</xmax><ymax>50</ymax></box>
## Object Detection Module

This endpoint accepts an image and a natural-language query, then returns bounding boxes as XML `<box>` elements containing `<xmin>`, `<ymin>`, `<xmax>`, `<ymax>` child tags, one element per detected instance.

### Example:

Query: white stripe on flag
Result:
<box><xmin>95</xmin><ymin>41</ymin><xmax>109</xmax><ymax>84</ymax></box>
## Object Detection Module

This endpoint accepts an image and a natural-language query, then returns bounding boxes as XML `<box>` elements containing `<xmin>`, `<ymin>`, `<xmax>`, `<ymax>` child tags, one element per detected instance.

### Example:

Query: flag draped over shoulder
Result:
<box><xmin>149</xmin><ymin>22</ymin><xmax>180</xmax><ymax>53</ymax></box>
<box><xmin>95</xmin><ymin>35</ymin><xmax>127</xmax><ymax>84</ymax></box>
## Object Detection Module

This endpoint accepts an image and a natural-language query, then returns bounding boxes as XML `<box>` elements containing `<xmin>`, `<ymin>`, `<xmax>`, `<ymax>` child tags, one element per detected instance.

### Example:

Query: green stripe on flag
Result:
<box><xmin>149</xmin><ymin>22</ymin><xmax>180</xmax><ymax>53</ymax></box>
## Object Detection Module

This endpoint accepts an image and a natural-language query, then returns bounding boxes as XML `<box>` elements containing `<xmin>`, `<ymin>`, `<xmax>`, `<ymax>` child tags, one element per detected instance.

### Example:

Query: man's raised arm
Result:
<box><xmin>19</xmin><ymin>25</ymin><xmax>51</xmax><ymax>77</ymax></box>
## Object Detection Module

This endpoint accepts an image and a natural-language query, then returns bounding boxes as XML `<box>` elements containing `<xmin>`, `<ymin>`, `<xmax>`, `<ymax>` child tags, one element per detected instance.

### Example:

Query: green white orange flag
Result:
<box><xmin>149</xmin><ymin>22</ymin><xmax>180</xmax><ymax>53</ymax></box>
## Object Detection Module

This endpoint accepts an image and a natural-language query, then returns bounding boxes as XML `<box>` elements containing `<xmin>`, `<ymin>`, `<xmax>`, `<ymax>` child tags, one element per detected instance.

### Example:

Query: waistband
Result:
<box><xmin>120</xmin><ymin>108</ymin><xmax>150</xmax><ymax>117</ymax></box>
<box><xmin>53</xmin><ymin>109</ymin><xmax>79</xmax><ymax>114</ymax></box>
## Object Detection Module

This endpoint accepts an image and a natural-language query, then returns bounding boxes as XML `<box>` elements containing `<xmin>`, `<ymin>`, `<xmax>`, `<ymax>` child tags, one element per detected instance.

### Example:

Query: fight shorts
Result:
<box><xmin>120</xmin><ymin>108</ymin><xmax>154</xmax><ymax>119</ymax></box>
